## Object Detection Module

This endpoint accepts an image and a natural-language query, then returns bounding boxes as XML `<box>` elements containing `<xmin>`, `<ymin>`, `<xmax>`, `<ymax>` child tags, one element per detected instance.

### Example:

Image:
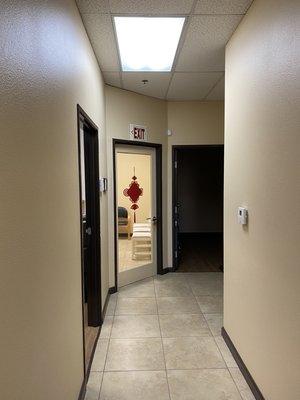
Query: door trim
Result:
<box><xmin>77</xmin><ymin>104</ymin><xmax>102</xmax><ymax>383</ymax></box>
<box><xmin>112</xmin><ymin>139</ymin><xmax>163</xmax><ymax>290</ymax></box>
<box><xmin>172</xmin><ymin>144</ymin><xmax>224</xmax><ymax>270</ymax></box>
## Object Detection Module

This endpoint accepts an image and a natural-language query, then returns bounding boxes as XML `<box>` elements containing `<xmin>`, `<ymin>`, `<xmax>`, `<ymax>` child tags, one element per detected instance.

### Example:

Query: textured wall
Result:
<box><xmin>105</xmin><ymin>91</ymin><xmax>225</xmax><ymax>276</ymax></box>
<box><xmin>0</xmin><ymin>1</ymin><xmax>108</xmax><ymax>399</ymax></box>
<box><xmin>224</xmin><ymin>0</ymin><xmax>300</xmax><ymax>399</ymax></box>
<box><xmin>167</xmin><ymin>101</ymin><xmax>224</xmax><ymax>265</ymax></box>
<box><xmin>105</xmin><ymin>86</ymin><xmax>168</xmax><ymax>286</ymax></box>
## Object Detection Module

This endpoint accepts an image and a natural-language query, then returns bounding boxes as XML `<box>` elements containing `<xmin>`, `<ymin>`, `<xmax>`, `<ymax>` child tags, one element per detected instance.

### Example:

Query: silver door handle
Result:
<box><xmin>147</xmin><ymin>217</ymin><xmax>157</xmax><ymax>222</ymax></box>
<box><xmin>86</xmin><ymin>227</ymin><xmax>92</xmax><ymax>235</ymax></box>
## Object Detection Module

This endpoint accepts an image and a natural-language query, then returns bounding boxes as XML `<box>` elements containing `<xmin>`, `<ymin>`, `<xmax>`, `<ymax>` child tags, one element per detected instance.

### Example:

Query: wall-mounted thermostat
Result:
<box><xmin>99</xmin><ymin>177</ymin><xmax>107</xmax><ymax>193</ymax></box>
<box><xmin>238</xmin><ymin>207</ymin><xmax>248</xmax><ymax>225</ymax></box>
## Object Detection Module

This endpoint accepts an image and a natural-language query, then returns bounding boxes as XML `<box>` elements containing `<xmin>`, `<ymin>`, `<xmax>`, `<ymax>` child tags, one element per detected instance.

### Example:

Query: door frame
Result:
<box><xmin>172</xmin><ymin>144</ymin><xmax>224</xmax><ymax>270</ymax></box>
<box><xmin>112</xmin><ymin>139</ymin><xmax>163</xmax><ymax>290</ymax></box>
<box><xmin>77</xmin><ymin>105</ymin><xmax>102</xmax><ymax>381</ymax></box>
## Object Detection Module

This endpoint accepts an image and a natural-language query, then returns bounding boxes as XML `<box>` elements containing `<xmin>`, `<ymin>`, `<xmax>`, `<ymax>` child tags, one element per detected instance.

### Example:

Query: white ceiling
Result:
<box><xmin>76</xmin><ymin>0</ymin><xmax>253</xmax><ymax>100</ymax></box>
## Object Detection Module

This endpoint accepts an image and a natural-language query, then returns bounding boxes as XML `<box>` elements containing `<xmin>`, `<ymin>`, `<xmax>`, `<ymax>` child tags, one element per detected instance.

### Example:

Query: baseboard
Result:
<box><xmin>102</xmin><ymin>289</ymin><xmax>111</xmax><ymax>319</ymax></box>
<box><xmin>158</xmin><ymin>267</ymin><xmax>175</xmax><ymax>275</ymax></box>
<box><xmin>78</xmin><ymin>288</ymin><xmax>114</xmax><ymax>400</ymax></box>
<box><xmin>78</xmin><ymin>380</ymin><xmax>86</xmax><ymax>400</ymax></box>
<box><xmin>108</xmin><ymin>286</ymin><xmax>117</xmax><ymax>294</ymax></box>
<box><xmin>221</xmin><ymin>328</ymin><xmax>265</xmax><ymax>400</ymax></box>
<box><xmin>78</xmin><ymin>325</ymin><xmax>101</xmax><ymax>400</ymax></box>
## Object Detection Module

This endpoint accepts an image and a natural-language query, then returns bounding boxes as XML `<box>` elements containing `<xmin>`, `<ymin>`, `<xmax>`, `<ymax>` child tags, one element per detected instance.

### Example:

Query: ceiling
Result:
<box><xmin>76</xmin><ymin>0</ymin><xmax>253</xmax><ymax>101</ymax></box>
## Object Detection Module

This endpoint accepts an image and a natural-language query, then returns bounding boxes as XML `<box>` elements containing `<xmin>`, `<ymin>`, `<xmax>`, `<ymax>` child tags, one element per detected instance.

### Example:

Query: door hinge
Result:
<box><xmin>174</xmin><ymin>220</ymin><xmax>178</xmax><ymax>227</ymax></box>
<box><xmin>174</xmin><ymin>160</ymin><xmax>178</xmax><ymax>169</ymax></box>
<box><xmin>174</xmin><ymin>206</ymin><xmax>178</xmax><ymax>213</ymax></box>
<box><xmin>175</xmin><ymin>250</ymin><xmax>178</xmax><ymax>259</ymax></box>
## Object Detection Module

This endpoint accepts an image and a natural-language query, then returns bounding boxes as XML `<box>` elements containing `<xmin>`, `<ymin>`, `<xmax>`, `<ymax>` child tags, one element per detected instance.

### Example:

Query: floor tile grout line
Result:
<box><xmin>188</xmin><ymin>273</ymin><xmax>242</xmax><ymax>399</ymax></box>
<box><xmin>211</xmin><ymin>335</ymin><xmax>230</xmax><ymax>370</ymax></box>
<box><xmin>94</xmin><ymin>274</ymin><xmax>227</xmax><ymax>399</ymax></box>
<box><xmin>104</xmin><ymin>335</ymin><xmax>213</xmax><ymax>339</ymax></box>
<box><xmin>191</xmin><ymin>277</ymin><xmax>219</xmax><ymax>337</ymax></box>
<box><xmin>100</xmin><ymin>367</ymin><xmax>233</xmax><ymax>373</ymax></box>
<box><xmin>188</xmin><ymin>276</ymin><xmax>214</xmax><ymax>330</ymax></box>
<box><xmin>118</xmin><ymin>292</ymin><xmax>155</xmax><ymax>297</ymax></box>
<box><xmin>187</xmin><ymin>272</ymin><xmax>243</xmax><ymax>398</ymax></box>
<box><xmin>119</xmin><ymin>294</ymin><xmax>213</xmax><ymax>299</ymax></box>
<box><xmin>97</xmin><ymin>297</ymin><xmax>117</xmax><ymax>400</ymax></box>
<box><xmin>114</xmin><ymin>313</ymin><xmax>203</xmax><ymax>316</ymax></box>
<box><xmin>118</xmin><ymin>294</ymin><xmax>196</xmax><ymax>297</ymax></box>
<box><xmin>162</xmin><ymin>273</ymin><xmax>200</xmax><ymax>399</ymax></box>
<box><xmin>202</xmin><ymin>312</ymin><xmax>222</xmax><ymax>337</ymax></box>
<box><xmin>105</xmin><ymin>337</ymin><xmax>164</xmax><ymax>342</ymax></box>
<box><xmin>96</xmin><ymin>361</ymin><xmax>105</xmax><ymax>400</ymax></box>
<box><xmin>227</xmin><ymin>365</ymin><xmax>246</xmax><ymax>400</ymax></box>
<box><xmin>213</xmin><ymin>334</ymin><xmax>246</xmax><ymax>399</ymax></box>
<box><xmin>113</xmin><ymin>312</ymin><xmax>206</xmax><ymax>316</ymax></box>
<box><xmin>154</xmin><ymin>280</ymin><xmax>172</xmax><ymax>400</ymax></box>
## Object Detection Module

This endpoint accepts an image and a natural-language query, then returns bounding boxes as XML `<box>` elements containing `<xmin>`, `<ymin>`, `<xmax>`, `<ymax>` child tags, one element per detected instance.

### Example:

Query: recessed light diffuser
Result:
<box><xmin>114</xmin><ymin>17</ymin><xmax>185</xmax><ymax>72</ymax></box>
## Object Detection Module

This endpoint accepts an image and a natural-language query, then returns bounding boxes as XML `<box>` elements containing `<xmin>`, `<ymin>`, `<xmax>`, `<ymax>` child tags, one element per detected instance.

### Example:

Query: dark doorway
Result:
<box><xmin>77</xmin><ymin>105</ymin><xmax>102</xmax><ymax>374</ymax></box>
<box><xmin>173</xmin><ymin>145</ymin><xmax>224</xmax><ymax>272</ymax></box>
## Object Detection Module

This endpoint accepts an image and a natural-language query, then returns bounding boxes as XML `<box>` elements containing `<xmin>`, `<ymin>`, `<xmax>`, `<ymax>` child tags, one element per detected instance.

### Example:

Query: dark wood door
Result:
<box><xmin>77</xmin><ymin>105</ymin><xmax>102</xmax><ymax>374</ymax></box>
<box><xmin>82</xmin><ymin>125</ymin><xmax>101</xmax><ymax>327</ymax></box>
<box><xmin>173</xmin><ymin>148</ymin><xmax>180</xmax><ymax>269</ymax></box>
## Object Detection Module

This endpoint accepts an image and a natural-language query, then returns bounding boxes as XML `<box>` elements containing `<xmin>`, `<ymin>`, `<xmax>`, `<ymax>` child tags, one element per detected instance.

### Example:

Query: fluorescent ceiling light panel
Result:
<box><xmin>114</xmin><ymin>17</ymin><xmax>185</xmax><ymax>72</ymax></box>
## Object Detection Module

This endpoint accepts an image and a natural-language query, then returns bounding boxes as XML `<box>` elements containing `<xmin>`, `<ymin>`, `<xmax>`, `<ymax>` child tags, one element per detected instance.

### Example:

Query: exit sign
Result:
<box><xmin>129</xmin><ymin>124</ymin><xmax>148</xmax><ymax>142</ymax></box>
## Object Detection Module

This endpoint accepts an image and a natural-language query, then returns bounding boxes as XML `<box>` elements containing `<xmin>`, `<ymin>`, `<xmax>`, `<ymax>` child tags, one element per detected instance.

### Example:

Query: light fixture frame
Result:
<box><xmin>112</xmin><ymin>15</ymin><xmax>187</xmax><ymax>73</ymax></box>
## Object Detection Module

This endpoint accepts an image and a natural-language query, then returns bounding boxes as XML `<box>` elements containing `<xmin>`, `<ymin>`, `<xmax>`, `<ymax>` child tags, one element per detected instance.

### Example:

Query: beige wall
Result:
<box><xmin>167</xmin><ymin>101</ymin><xmax>224</xmax><ymax>264</ymax></box>
<box><xmin>105</xmin><ymin>86</ymin><xmax>168</xmax><ymax>286</ymax></box>
<box><xmin>106</xmin><ymin>87</ymin><xmax>224</xmax><ymax>280</ymax></box>
<box><xmin>167</xmin><ymin>101</ymin><xmax>224</xmax><ymax>146</ymax></box>
<box><xmin>224</xmin><ymin>1</ymin><xmax>300</xmax><ymax>399</ymax></box>
<box><xmin>0</xmin><ymin>1</ymin><xmax>108</xmax><ymax>400</ymax></box>
<box><xmin>117</xmin><ymin>153</ymin><xmax>151</xmax><ymax>229</ymax></box>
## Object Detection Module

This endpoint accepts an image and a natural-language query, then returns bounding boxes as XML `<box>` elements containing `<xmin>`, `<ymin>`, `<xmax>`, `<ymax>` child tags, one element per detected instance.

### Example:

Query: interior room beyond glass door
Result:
<box><xmin>116</xmin><ymin>145</ymin><xmax>157</xmax><ymax>287</ymax></box>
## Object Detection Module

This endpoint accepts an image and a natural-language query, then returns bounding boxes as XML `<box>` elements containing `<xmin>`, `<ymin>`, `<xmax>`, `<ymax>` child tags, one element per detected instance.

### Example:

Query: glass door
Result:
<box><xmin>115</xmin><ymin>145</ymin><xmax>157</xmax><ymax>287</ymax></box>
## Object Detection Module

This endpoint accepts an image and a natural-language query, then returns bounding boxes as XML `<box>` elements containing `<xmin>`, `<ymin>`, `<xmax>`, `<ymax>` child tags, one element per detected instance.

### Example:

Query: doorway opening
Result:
<box><xmin>77</xmin><ymin>105</ymin><xmax>102</xmax><ymax>375</ymax></box>
<box><xmin>113</xmin><ymin>139</ymin><xmax>163</xmax><ymax>289</ymax></box>
<box><xmin>172</xmin><ymin>145</ymin><xmax>224</xmax><ymax>272</ymax></box>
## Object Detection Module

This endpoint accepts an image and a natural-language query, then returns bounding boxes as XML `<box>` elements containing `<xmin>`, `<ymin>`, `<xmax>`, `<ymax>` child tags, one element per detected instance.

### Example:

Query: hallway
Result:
<box><xmin>1</xmin><ymin>1</ymin><xmax>299</xmax><ymax>399</ymax></box>
<box><xmin>85</xmin><ymin>273</ymin><xmax>254</xmax><ymax>400</ymax></box>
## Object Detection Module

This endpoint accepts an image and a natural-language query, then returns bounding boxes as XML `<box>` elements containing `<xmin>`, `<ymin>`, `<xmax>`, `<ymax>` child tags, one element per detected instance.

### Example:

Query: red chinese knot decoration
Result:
<box><xmin>123</xmin><ymin>168</ymin><xmax>143</xmax><ymax>223</ymax></box>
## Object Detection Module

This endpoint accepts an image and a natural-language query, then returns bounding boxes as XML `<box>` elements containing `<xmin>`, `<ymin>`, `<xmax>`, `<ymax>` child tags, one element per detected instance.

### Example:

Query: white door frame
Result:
<box><xmin>112</xmin><ymin>139</ymin><xmax>163</xmax><ymax>290</ymax></box>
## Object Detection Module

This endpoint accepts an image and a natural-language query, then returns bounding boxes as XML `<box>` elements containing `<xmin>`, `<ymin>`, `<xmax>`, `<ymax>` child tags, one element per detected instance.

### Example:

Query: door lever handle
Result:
<box><xmin>147</xmin><ymin>217</ymin><xmax>157</xmax><ymax>222</ymax></box>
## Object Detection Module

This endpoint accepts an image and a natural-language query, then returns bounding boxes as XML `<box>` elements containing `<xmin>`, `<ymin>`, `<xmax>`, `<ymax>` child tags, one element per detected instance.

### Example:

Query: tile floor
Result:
<box><xmin>85</xmin><ymin>273</ymin><xmax>255</xmax><ymax>400</ymax></box>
